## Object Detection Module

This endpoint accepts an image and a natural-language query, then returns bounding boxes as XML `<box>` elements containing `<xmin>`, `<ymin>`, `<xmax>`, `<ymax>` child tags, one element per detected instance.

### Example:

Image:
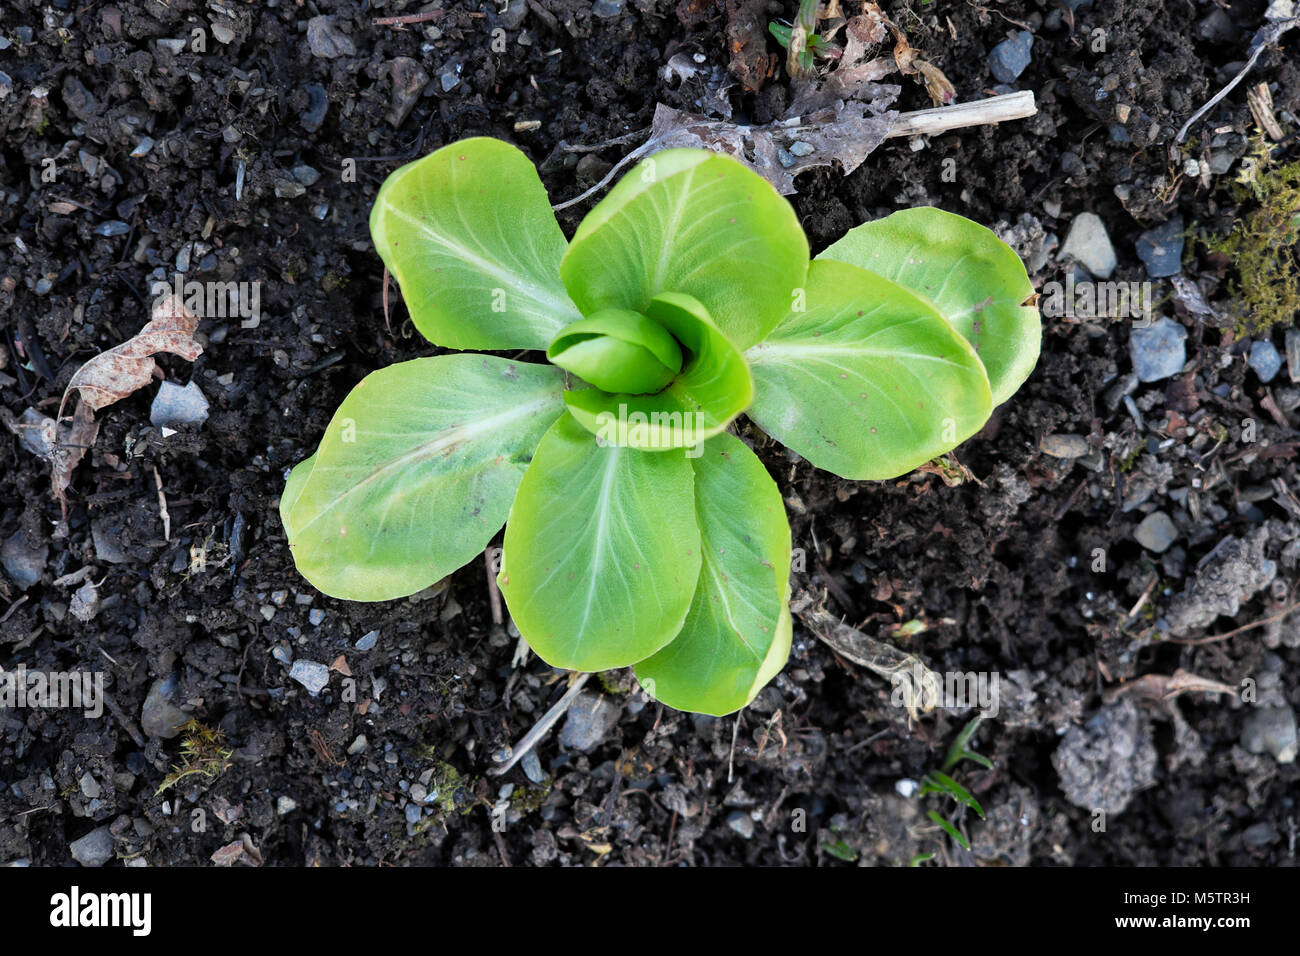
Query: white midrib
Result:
<box><xmin>292</xmin><ymin>395</ymin><xmax>556</xmax><ymax>534</ymax></box>
<box><xmin>381</xmin><ymin>203</ymin><xmax>578</xmax><ymax>324</ymax></box>
<box><xmin>570</xmin><ymin>447</ymin><xmax>623</xmax><ymax>639</ymax></box>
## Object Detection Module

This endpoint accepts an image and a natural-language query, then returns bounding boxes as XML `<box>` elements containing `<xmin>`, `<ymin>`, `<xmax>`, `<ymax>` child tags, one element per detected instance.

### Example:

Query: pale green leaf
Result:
<box><xmin>282</xmin><ymin>355</ymin><xmax>565</xmax><ymax>602</ymax></box>
<box><xmin>746</xmin><ymin>259</ymin><xmax>993</xmax><ymax>480</ymax></box>
<box><xmin>562</xmin><ymin>293</ymin><xmax>753</xmax><ymax>451</ymax></box>
<box><xmin>818</xmin><ymin>206</ymin><xmax>1040</xmax><ymax>405</ymax></box>
<box><xmin>499</xmin><ymin>414</ymin><xmax>702</xmax><ymax>671</ymax></box>
<box><xmin>560</xmin><ymin>149</ymin><xmax>809</xmax><ymax>350</ymax></box>
<box><xmin>635</xmin><ymin>432</ymin><xmax>792</xmax><ymax>716</ymax></box>
<box><xmin>370</xmin><ymin>137</ymin><xmax>581</xmax><ymax>350</ymax></box>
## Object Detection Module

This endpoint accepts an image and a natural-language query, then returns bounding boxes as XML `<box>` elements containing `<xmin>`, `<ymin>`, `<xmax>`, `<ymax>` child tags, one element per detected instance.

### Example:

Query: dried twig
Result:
<box><xmin>485</xmin><ymin>546</ymin><xmax>503</xmax><ymax>627</ymax></box>
<box><xmin>1175</xmin><ymin>16</ymin><xmax>1299</xmax><ymax>143</ymax></box>
<box><xmin>487</xmin><ymin>671</ymin><xmax>590</xmax><ymax>777</ymax></box>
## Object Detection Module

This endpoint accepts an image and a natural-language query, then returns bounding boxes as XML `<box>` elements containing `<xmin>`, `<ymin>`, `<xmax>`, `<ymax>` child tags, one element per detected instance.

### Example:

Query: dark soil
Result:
<box><xmin>1</xmin><ymin>0</ymin><xmax>1297</xmax><ymax>867</ymax></box>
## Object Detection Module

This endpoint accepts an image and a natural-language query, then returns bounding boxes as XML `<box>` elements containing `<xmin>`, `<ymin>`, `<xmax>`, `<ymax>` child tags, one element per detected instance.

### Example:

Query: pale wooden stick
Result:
<box><xmin>885</xmin><ymin>90</ymin><xmax>1037</xmax><ymax>139</ymax></box>
<box><xmin>488</xmin><ymin>672</ymin><xmax>590</xmax><ymax>777</ymax></box>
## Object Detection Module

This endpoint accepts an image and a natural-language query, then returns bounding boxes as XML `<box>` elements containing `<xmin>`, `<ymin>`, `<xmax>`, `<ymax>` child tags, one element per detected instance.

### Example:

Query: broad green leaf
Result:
<box><xmin>635</xmin><ymin>432</ymin><xmax>792</xmax><ymax>716</ymax></box>
<box><xmin>499</xmin><ymin>414</ymin><xmax>701</xmax><ymax>671</ymax></box>
<box><xmin>746</xmin><ymin>259</ymin><xmax>993</xmax><ymax>480</ymax></box>
<box><xmin>546</xmin><ymin>308</ymin><xmax>682</xmax><ymax>394</ymax></box>
<box><xmin>370</xmin><ymin>137</ymin><xmax>581</xmax><ymax>351</ymax></box>
<box><xmin>563</xmin><ymin>293</ymin><xmax>754</xmax><ymax>451</ymax></box>
<box><xmin>282</xmin><ymin>355</ymin><xmax>565</xmax><ymax>602</ymax></box>
<box><xmin>560</xmin><ymin>148</ymin><xmax>809</xmax><ymax>350</ymax></box>
<box><xmin>818</xmin><ymin>206</ymin><xmax>1040</xmax><ymax>405</ymax></box>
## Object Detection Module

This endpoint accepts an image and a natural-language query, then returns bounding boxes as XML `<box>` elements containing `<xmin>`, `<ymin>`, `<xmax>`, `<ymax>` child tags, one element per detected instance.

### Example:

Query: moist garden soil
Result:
<box><xmin>1</xmin><ymin>0</ymin><xmax>1298</xmax><ymax>867</ymax></box>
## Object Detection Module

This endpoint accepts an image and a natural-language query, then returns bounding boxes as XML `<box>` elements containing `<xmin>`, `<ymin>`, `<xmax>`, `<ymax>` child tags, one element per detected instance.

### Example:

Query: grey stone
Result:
<box><xmin>69</xmin><ymin>581</ymin><xmax>100</xmax><ymax>622</ymax></box>
<box><xmin>79</xmin><ymin>772</ymin><xmax>102</xmax><ymax>800</ymax></box>
<box><xmin>522</xmin><ymin>749</ymin><xmax>544</xmax><ymax>784</ymax></box>
<box><xmin>291</xmin><ymin>165</ymin><xmax>320</xmax><ymax>187</ymax></box>
<box><xmin>1135</xmin><ymin>215</ymin><xmax>1184</xmax><ymax>278</ymax></box>
<box><xmin>309</xmin><ymin>608</ymin><xmax>326</xmax><ymax>626</ymax></box>
<box><xmin>1040</xmin><ymin>434</ymin><xmax>1090</xmax><ymax>459</ymax></box>
<box><xmin>141</xmin><ymin>676</ymin><xmax>190</xmax><ymax>739</ymax></box>
<box><xmin>500</xmin><ymin>0</ymin><xmax>529</xmax><ymax>29</ymax></box>
<box><xmin>1241</xmin><ymin>704</ymin><xmax>1297</xmax><ymax>763</ymax></box>
<box><xmin>405</xmin><ymin>803</ymin><xmax>422</xmax><ymax>824</ymax></box>
<box><xmin>277</xmin><ymin>796</ymin><xmax>297</xmax><ymax>815</ymax></box>
<box><xmin>1197</xmin><ymin>8</ymin><xmax>1236</xmax><ymax>42</ymax></box>
<box><xmin>1</xmin><ymin>532</ymin><xmax>46</xmax><ymax>590</ymax></box>
<box><xmin>299</xmin><ymin>84</ymin><xmax>328</xmax><ymax>133</ymax></box>
<box><xmin>726</xmin><ymin>810</ymin><xmax>755</xmax><ymax>839</ymax></box>
<box><xmin>307</xmin><ymin>16</ymin><xmax>355</xmax><ymax>58</ymax></box>
<box><xmin>1248</xmin><ymin>340</ymin><xmax>1283</xmax><ymax>383</ymax></box>
<box><xmin>211</xmin><ymin>22</ymin><xmax>236</xmax><ymax>45</ymax></box>
<box><xmin>355</xmin><ymin>630</ymin><xmax>379</xmax><ymax>651</ymax></box>
<box><xmin>70</xmin><ymin>826</ymin><xmax>115</xmax><ymax>867</ymax></box>
<box><xmin>592</xmin><ymin>0</ymin><xmax>625</xmax><ymax>17</ymax></box>
<box><xmin>558</xmin><ymin>692</ymin><xmax>621</xmax><ymax>752</ymax></box>
<box><xmin>1059</xmin><ymin>212</ymin><xmax>1116</xmax><ymax>279</ymax></box>
<box><xmin>1052</xmin><ymin>698</ymin><xmax>1157</xmax><ymax>814</ymax></box>
<box><xmin>1134</xmin><ymin>511</ymin><xmax>1178</xmax><ymax>553</ymax></box>
<box><xmin>988</xmin><ymin>31</ymin><xmax>1034</xmax><ymax>84</ymax></box>
<box><xmin>92</xmin><ymin>220</ymin><xmax>130</xmax><ymax>237</ymax></box>
<box><xmin>1242</xmin><ymin>822</ymin><xmax>1279</xmax><ymax>847</ymax></box>
<box><xmin>289</xmin><ymin>660</ymin><xmax>330</xmax><ymax>696</ymax></box>
<box><xmin>273</xmin><ymin>178</ymin><xmax>305</xmax><ymax>199</ymax></box>
<box><xmin>156</xmin><ymin>38</ymin><xmax>186</xmax><ymax>55</ymax></box>
<box><xmin>150</xmin><ymin>380</ymin><xmax>209</xmax><ymax>429</ymax></box>
<box><xmin>1129</xmin><ymin>317</ymin><xmax>1187</xmax><ymax>382</ymax></box>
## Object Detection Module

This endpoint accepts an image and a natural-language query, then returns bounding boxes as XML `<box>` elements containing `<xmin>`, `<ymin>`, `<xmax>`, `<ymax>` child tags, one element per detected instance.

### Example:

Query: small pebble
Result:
<box><xmin>69</xmin><ymin>827</ymin><xmax>115</xmax><ymax>867</ymax></box>
<box><xmin>1059</xmin><ymin>212</ymin><xmax>1116</xmax><ymax>278</ymax></box>
<box><xmin>1241</xmin><ymin>704</ymin><xmax>1297</xmax><ymax>763</ymax></box>
<box><xmin>1248</xmin><ymin>340</ymin><xmax>1283</xmax><ymax>383</ymax></box>
<box><xmin>150</xmin><ymin>380</ymin><xmax>209</xmax><ymax>428</ymax></box>
<box><xmin>276</xmin><ymin>796</ymin><xmax>297</xmax><ymax>815</ymax></box>
<box><xmin>1129</xmin><ymin>317</ymin><xmax>1187</xmax><ymax>382</ymax></box>
<box><xmin>355</xmin><ymin>630</ymin><xmax>379</xmax><ymax>651</ymax></box>
<box><xmin>1135</xmin><ymin>215</ymin><xmax>1184</xmax><ymax>278</ymax></box>
<box><xmin>726</xmin><ymin>810</ymin><xmax>755</xmax><ymax>839</ymax></box>
<box><xmin>92</xmin><ymin>220</ymin><xmax>130</xmax><ymax>237</ymax></box>
<box><xmin>289</xmin><ymin>660</ymin><xmax>330</xmax><ymax>696</ymax></box>
<box><xmin>1134</xmin><ymin>511</ymin><xmax>1178</xmax><ymax>553</ymax></box>
<box><xmin>1040</xmin><ymin>434</ymin><xmax>1090</xmax><ymax>459</ymax></box>
<box><xmin>988</xmin><ymin>31</ymin><xmax>1034</xmax><ymax>84</ymax></box>
<box><xmin>522</xmin><ymin>749</ymin><xmax>544</xmax><ymax>785</ymax></box>
<box><xmin>592</xmin><ymin>0</ymin><xmax>625</xmax><ymax>17</ymax></box>
<box><xmin>309</xmin><ymin>608</ymin><xmax>326</xmax><ymax>626</ymax></box>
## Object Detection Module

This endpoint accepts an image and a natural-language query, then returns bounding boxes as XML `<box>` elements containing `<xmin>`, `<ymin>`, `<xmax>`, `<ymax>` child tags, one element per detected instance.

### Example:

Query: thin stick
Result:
<box><xmin>372</xmin><ymin>11</ymin><xmax>445</xmax><ymax>26</ymax></box>
<box><xmin>1170</xmin><ymin>601</ymin><xmax>1300</xmax><ymax>646</ymax></box>
<box><xmin>885</xmin><ymin>90</ymin><xmax>1037</xmax><ymax>139</ymax></box>
<box><xmin>487</xmin><ymin>672</ymin><xmax>590</xmax><ymax>776</ymax></box>
<box><xmin>485</xmin><ymin>546</ymin><xmax>503</xmax><ymax>627</ymax></box>
<box><xmin>1175</xmin><ymin>17</ymin><xmax>1298</xmax><ymax>143</ymax></box>
<box><xmin>152</xmin><ymin>465</ymin><xmax>171</xmax><ymax>541</ymax></box>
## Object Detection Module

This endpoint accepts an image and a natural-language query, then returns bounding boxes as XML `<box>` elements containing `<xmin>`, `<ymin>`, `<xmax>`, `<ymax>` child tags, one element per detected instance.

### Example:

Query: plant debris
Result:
<box><xmin>52</xmin><ymin>292</ymin><xmax>202</xmax><ymax>511</ymax></box>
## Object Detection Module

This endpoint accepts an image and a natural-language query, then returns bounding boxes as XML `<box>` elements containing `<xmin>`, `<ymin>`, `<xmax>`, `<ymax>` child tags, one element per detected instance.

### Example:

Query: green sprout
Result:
<box><xmin>280</xmin><ymin>138</ymin><xmax>1040</xmax><ymax>716</ymax></box>
<box><xmin>915</xmin><ymin>715</ymin><xmax>991</xmax><ymax>856</ymax></box>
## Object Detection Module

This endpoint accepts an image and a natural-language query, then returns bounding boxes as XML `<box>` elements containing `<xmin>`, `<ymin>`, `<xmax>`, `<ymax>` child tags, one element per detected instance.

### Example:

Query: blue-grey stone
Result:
<box><xmin>1134</xmin><ymin>511</ymin><xmax>1178</xmax><ymax>553</ymax></box>
<box><xmin>1135</xmin><ymin>215</ymin><xmax>1184</xmax><ymax>278</ymax></box>
<box><xmin>355</xmin><ymin>630</ymin><xmax>379</xmax><ymax>651</ymax></box>
<box><xmin>289</xmin><ymin>660</ymin><xmax>330</xmax><ymax>696</ymax></box>
<box><xmin>92</xmin><ymin>220</ymin><xmax>130</xmax><ymax>237</ymax></box>
<box><xmin>592</xmin><ymin>0</ymin><xmax>625</xmax><ymax>17</ymax></box>
<box><xmin>989</xmin><ymin>31</ymin><xmax>1034</xmax><ymax>84</ymax></box>
<box><xmin>70</xmin><ymin>827</ymin><xmax>115</xmax><ymax>867</ymax></box>
<box><xmin>1130</xmin><ymin>318</ymin><xmax>1186</xmax><ymax>382</ymax></box>
<box><xmin>1060</xmin><ymin>212</ymin><xmax>1116</xmax><ymax>279</ymax></box>
<box><xmin>1249</xmin><ymin>340</ymin><xmax>1283</xmax><ymax>382</ymax></box>
<box><xmin>559</xmin><ymin>692</ymin><xmax>620</xmax><ymax>752</ymax></box>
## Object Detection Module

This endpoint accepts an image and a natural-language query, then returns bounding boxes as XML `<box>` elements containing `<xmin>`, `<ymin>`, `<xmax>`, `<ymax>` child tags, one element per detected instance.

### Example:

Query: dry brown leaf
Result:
<box><xmin>59</xmin><ymin>292</ymin><xmax>201</xmax><ymax>416</ymax></box>
<box><xmin>52</xmin><ymin>292</ymin><xmax>201</xmax><ymax>510</ymax></box>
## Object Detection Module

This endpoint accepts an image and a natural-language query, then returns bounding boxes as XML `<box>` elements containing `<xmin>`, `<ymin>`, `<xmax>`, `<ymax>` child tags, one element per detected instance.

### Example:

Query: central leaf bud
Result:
<box><xmin>546</xmin><ymin>308</ymin><xmax>683</xmax><ymax>395</ymax></box>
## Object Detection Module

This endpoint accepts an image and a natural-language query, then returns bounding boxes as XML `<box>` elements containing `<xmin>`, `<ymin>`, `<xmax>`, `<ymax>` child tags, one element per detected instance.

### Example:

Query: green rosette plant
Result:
<box><xmin>280</xmin><ymin>137</ymin><xmax>1039</xmax><ymax>716</ymax></box>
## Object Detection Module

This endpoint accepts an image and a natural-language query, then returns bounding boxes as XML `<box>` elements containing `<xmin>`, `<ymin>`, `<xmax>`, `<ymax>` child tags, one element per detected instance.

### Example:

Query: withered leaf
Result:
<box><xmin>60</xmin><ymin>292</ymin><xmax>202</xmax><ymax>416</ymax></box>
<box><xmin>52</xmin><ymin>292</ymin><xmax>201</xmax><ymax>508</ymax></box>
